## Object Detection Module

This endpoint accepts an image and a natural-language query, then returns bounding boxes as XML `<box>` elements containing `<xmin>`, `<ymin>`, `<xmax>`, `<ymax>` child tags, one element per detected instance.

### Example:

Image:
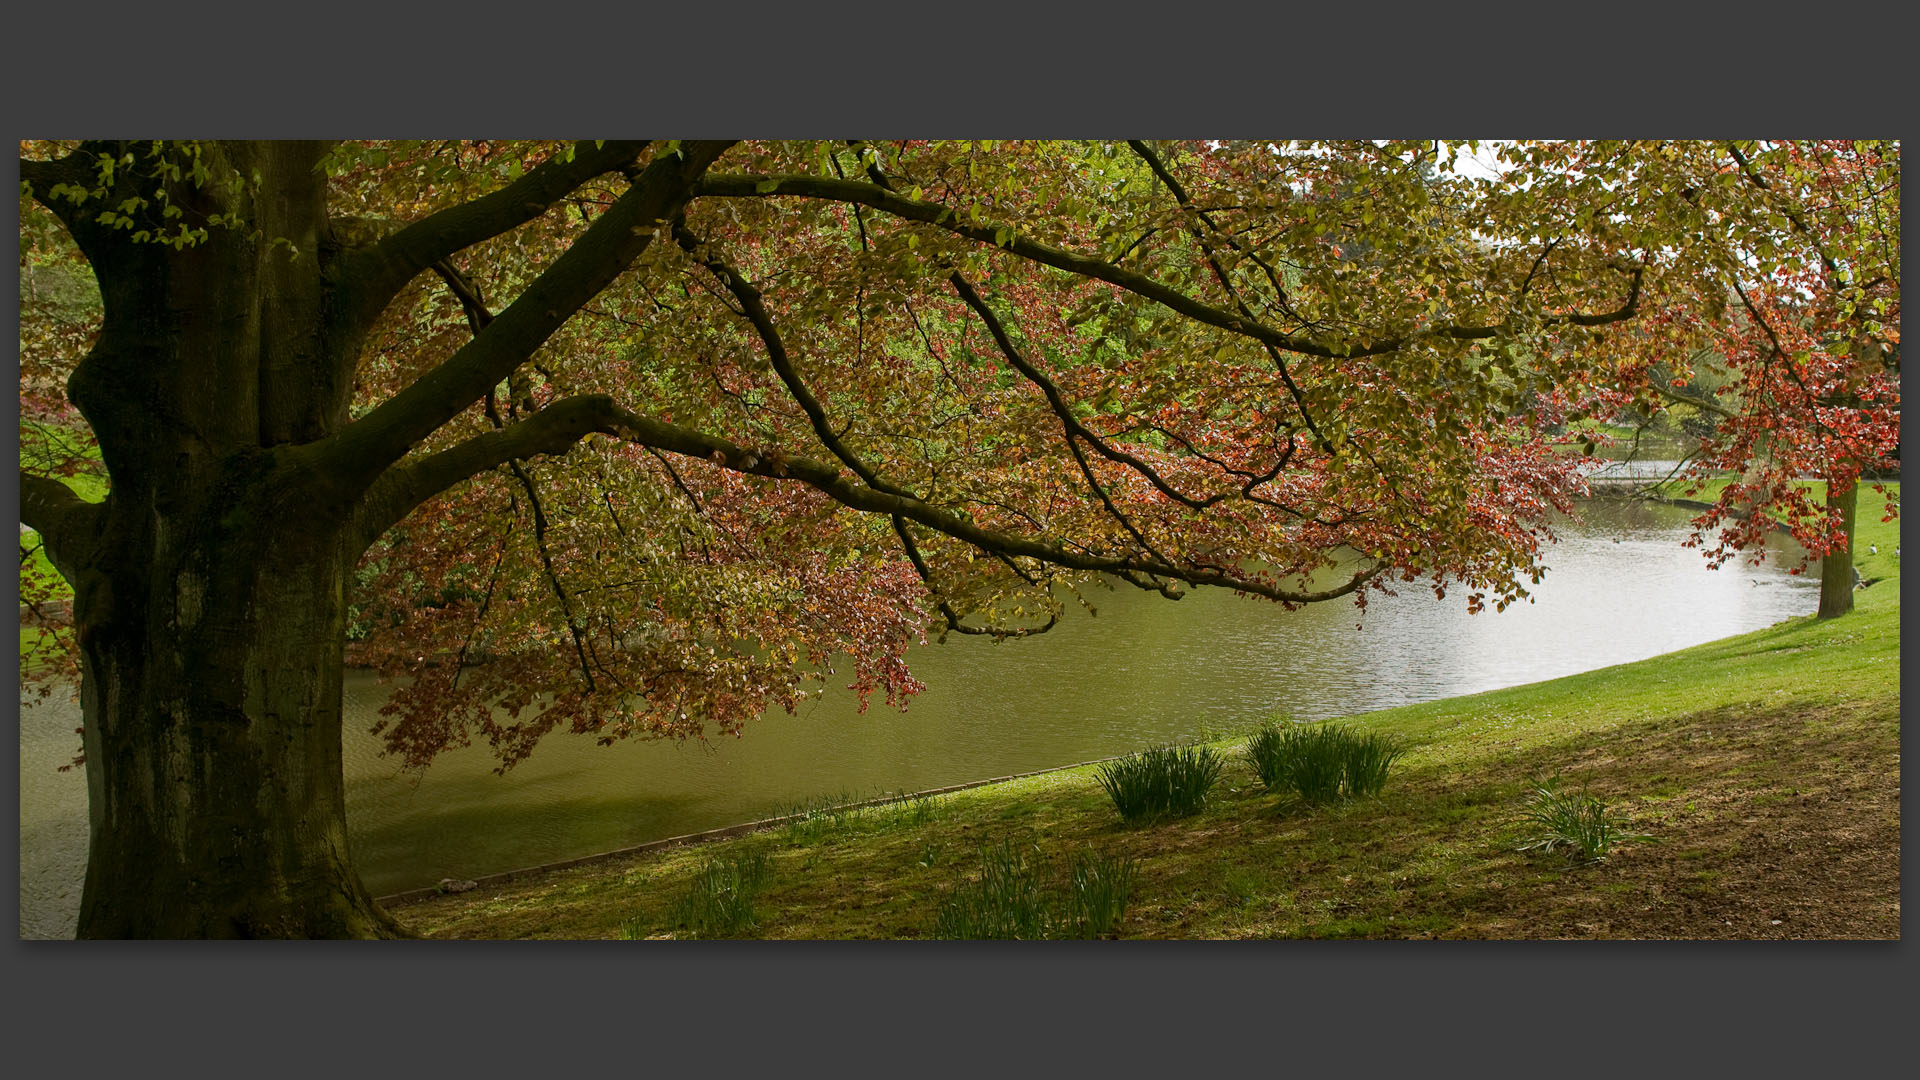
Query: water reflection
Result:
<box><xmin>18</xmin><ymin>499</ymin><xmax>1820</xmax><ymax>937</ymax></box>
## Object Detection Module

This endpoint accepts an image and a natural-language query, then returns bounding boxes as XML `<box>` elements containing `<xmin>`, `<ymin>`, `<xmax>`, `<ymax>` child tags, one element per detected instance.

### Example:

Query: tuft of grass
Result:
<box><xmin>933</xmin><ymin>839</ymin><xmax>1051</xmax><ymax>940</ymax></box>
<box><xmin>776</xmin><ymin>790</ymin><xmax>864</xmax><ymax>841</ymax></box>
<box><xmin>1516</xmin><ymin>778</ymin><xmax>1650</xmax><ymax>864</ymax></box>
<box><xmin>772</xmin><ymin>789</ymin><xmax>946</xmax><ymax>841</ymax></box>
<box><xmin>1095</xmin><ymin>744</ymin><xmax>1223</xmax><ymax>821</ymax></box>
<box><xmin>643</xmin><ymin>850</ymin><xmax>774</xmax><ymax>938</ymax></box>
<box><xmin>1341</xmin><ymin>729</ymin><xmax>1403</xmax><ymax>798</ymax></box>
<box><xmin>1246</xmin><ymin>720</ymin><xmax>1403</xmax><ymax>803</ymax></box>
<box><xmin>1059</xmin><ymin>849</ymin><xmax>1140</xmax><ymax>939</ymax></box>
<box><xmin>932</xmin><ymin>840</ymin><xmax>1139</xmax><ymax>940</ymax></box>
<box><xmin>1248</xmin><ymin>722</ymin><xmax>1344</xmax><ymax>802</ymax></box>
<box><xmin>888</xmin><ymin>791</ymin><xmax>945</xmax><ymax>827</ymax></box>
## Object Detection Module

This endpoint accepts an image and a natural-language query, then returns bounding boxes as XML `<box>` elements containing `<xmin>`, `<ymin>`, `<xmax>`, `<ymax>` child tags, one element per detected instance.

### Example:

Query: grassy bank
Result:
<box><xmin>390</xmin><ymin>489</ymin><xmax>1900</xmax><ymax>940</ymax></box>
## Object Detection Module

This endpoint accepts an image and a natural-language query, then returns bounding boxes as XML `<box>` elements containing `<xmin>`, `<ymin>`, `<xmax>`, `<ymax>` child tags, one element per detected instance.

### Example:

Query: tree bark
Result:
<box><xmin>1816</xmin><ymin>480</ymin><xmax>1857</xmax><ymax>620</ymax></box>
<box><xmin>74</xmin><ymin>507</ymin><xmax>402</xmax><ymax>938</ymax></box>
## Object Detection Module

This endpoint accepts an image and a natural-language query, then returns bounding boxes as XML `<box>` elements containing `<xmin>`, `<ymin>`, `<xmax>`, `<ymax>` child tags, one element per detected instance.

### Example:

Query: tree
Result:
<box><xmin>14</xmin><ymin>139</ymin><xmax>1847</xmax><ymax>937</ymax></box>
<box><xmin>1590</xmin><ymin>141</ymin><xmax>1900</xmax><ymax>617</ymax></box>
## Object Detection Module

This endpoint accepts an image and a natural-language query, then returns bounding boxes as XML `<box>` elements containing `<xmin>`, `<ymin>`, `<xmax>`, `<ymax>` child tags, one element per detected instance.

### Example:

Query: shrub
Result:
<box><xmin>663</xmin><ymin>850</ymin><xmax>774</xmax><ymax>938</ymax></box>
<box><xmin>1096</xmin><ymin>744</ymin><xmax>1224</xmax><ymax>821</ymax></box>
<box><xmin>1246</xmin><ymin>721</ymin><xmax>1402</xmax><ymax>803</ymax></box>
<box><xmin>1516</xmin><ymin>778</ymin><xmax>1648</xmax><ymax>863</ymax></box>
<box><xmin>933</xmin><ymin>841</ymin><xmax>1139</xmax><ymax>940</ymax></box>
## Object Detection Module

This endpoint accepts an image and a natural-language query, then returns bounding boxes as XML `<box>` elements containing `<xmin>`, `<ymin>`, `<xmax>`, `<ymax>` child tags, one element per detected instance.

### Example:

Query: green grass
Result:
<box><xmin>1060</xmin><ymin>848</ymin><xmax>1139</xmax><ymax>939</ymax></box>
<box><xmin>357</xmin><ymin>486</ymin><xmax>1901</xmax><ymax>939</ymax></box>
<box><xmin>773</xmin><ymin>789</ymin><xmax>950</xmax><ymax>843</ymax></box>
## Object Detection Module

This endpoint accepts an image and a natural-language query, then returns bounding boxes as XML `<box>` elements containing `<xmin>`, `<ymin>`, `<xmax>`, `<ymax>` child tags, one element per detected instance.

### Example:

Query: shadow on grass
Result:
<box><xmin>1198</xmin><ymin>695</ymin><xmax>1898</xmax><ymax>939</ymax></box>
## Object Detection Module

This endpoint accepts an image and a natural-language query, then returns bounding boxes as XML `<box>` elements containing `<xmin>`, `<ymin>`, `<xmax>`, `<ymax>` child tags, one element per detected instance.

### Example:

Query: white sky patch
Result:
<box><xmin>1440</xmin><ymin>140</ymin><xmax>1512</xmax><ymax>181</ymax></box>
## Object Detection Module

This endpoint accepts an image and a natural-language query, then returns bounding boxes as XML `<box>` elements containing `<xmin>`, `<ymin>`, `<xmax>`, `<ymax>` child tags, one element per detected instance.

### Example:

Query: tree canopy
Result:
<box><xmin>20</xmin><ymin>139</ymin><xmax>1899</xmax><ymax>763</ymax></box>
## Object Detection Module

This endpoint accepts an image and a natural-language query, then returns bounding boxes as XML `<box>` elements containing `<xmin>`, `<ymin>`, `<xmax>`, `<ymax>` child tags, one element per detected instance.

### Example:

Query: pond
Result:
<box><xmin>17</xmin><ymin>497</ymin><xmax>1820</xmax><ymax>938</ymax></box>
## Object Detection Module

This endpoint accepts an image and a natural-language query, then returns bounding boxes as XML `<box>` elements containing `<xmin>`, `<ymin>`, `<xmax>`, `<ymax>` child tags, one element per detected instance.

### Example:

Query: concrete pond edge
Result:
<box><xmin>374</xmin><ymin>752</ymin><xmax>1147</xmax><ymax>908</ymax></box>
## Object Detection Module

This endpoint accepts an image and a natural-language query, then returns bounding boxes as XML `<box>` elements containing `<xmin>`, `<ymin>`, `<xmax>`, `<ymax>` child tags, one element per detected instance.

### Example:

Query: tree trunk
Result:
<box><xmin>73</xmin><ymin>488</ymin><xmax>402</xmax><ymax>938</ymax></box>
<box><xmin>34</xmin><ymin>141</ymin><xmax>402</xmax><ymax>937</ymax></box>
<box><xmin>26</xmin><ymin>139</ymin><xmax>717</xmax><ymax>936</ymax></box>
<box><xmin>1816</xmin><ymin>479</ymin><xmax>1857</xmax><ymax>620</ymax></box>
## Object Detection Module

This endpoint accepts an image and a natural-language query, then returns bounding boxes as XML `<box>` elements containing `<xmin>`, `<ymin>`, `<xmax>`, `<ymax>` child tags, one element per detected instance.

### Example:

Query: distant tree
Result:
<box><xmin>1594</xmin><ymin>140</ymin><xmax>1900</xmax><ymax>617</ymax></box>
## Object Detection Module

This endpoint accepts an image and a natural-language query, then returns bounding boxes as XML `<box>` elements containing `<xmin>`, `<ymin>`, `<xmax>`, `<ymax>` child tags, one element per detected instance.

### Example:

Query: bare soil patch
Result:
<box><xmin>1439</xmin><ymin>700</ymin><xmax>1899</xmax><ymax>939</ymax></box>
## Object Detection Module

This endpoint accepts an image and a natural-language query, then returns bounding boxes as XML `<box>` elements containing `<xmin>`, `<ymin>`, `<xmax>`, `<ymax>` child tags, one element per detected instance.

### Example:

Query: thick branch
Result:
<box><xmin>20</xmin><ymin>473</ymin><xmax>104</xmax><ymax>575</ymax></box>
<box><xmin>335</xmin><ymin>141</ymin><xmax>654</xmax><ymax>336</ymax></box>
<box><xmin>323</xmin><ymin>141</ymin><xmax>735</xmax><ymax>493</ymax></box>
<box><xmin>694</xmin><ymin>172</ymin><xmax>1645</xmax><ymax>359</ymax></box>
<box><xmin>19</xmin><ymin>149</ymin><xmax>96</xmax><ymax>232</ymax></box>
<box><xmin>1651</xmin><ymin>384</ymin><xmax>1736</xmax><ymax>419</ymax></box>
<box><xmin>351</xmin><ymin>388</ymin><xmax>622</xmax><ymax>548</ymax></box>
<box><xmin>432</xmin><ymin>259</ymin><xmax>495</xmax><ymax>335</ymax></box>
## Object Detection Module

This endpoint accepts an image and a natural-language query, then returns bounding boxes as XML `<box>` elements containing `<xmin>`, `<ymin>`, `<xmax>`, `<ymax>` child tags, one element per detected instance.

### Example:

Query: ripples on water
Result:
<box><xmin>18</xmin><ymin>499</ymin><xmax>1821</xmax><ymax>936</ymax></box>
